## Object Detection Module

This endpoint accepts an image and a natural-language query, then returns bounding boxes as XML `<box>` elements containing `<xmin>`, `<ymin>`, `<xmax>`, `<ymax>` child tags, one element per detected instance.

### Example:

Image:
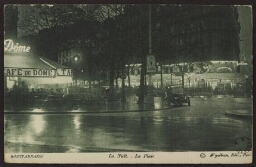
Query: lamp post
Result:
<box><xmin>170</xmin><ymin>73</ymin><xmax>173</xmax><ymax>85</ymax></box>
<box><xmin>148</xmin><ymin>4</ymin><xmax>152</xmax><ymax>85</ymax></box>
<box><xmin>146</xmin><ymin>4</ymin><xmax>154</xmax><ymax>108</ymax></box>
<box><xmin>72</xmin><ymin>54</ymin><xmax>81</xmax><ymax>89</ymax></box>
<box><xmin>157</xmin><ymin>62</ymin><xmax>163</xmax><ymax>88</ymax></box>
<box><xmin>184</xmin><ymin>73</ymin><xmax>191</xmax><ymax>88</ymax></box>
<box><xmin>160</xmin><ymin>63</ymin><xmax>163</xmax><ymax>88</ymax></box>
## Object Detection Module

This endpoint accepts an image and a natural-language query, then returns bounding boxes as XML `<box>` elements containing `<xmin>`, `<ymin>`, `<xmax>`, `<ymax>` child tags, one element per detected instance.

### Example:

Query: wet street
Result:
<box><xmin>4</xmin><ymin>97</ymin><xmax>252</xmax><ymax>153</ymax></box>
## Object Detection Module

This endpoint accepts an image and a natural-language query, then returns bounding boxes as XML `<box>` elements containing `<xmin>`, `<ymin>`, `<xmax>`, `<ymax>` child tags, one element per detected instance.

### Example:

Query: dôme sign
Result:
<box><xmin>4</xmin><ymin>39</ymin><xmax>31</xmax><ymax>53</ymax></box>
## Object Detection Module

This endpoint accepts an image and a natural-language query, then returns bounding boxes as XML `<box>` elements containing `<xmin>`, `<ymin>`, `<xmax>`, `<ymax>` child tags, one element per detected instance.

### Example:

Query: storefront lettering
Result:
<box><xmin>25</xmin><ymin>71</ymin><xmax>31</xmax><ymax>76</ymax></box>
<box><xmin>57</xmin><ymin>69</ymin><xmax>73</xmax><ymax>76</ymax></box>
<box><xmin>18</xmin><ymin>69</ymin><xmax>22</xmax><ymax>75</ymax></box>
<box><xmin>4</xmin><ymin>68</ymin><xmax>56</xmax><ymax>77</ymax></box>
<box><xmin>33</xmin><ymin>69</ymin><xmax>52</xmax><ymax>76</ymax></box>
<box><xmin>4</xmin><ymin>39</ymin><xmax>31</xmax><ymax>53</ymax></box>
<box><xmin>238</xmin><ymin>61</ymin><xmax>248</xmax><ymax>65</ymax></box>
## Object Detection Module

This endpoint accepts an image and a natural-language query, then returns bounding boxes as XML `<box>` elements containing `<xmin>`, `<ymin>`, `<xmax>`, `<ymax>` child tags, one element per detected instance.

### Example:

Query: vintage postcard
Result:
<box><xmin>4</xmin><ymin>4</ymin><xmax>253</xmax><ymax>164</ymax></box>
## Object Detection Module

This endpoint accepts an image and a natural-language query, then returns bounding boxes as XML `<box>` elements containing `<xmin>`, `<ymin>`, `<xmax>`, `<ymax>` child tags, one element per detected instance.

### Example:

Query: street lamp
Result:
<box><xmin>74</xmin><ymin>57</ymin><xmax>79</xmax><ymax>62</ymax></box>
<box><xmin>72</xmin><ymin>55</ymin><xmax>81</xmax><ymax>62</ymax></box>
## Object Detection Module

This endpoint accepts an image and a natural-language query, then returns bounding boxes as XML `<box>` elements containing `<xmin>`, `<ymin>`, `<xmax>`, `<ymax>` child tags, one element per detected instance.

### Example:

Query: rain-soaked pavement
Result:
<box><xmin>4</xmin><ymin>96</ymin><xmax>252</xmax><ymax>153</ymax></box>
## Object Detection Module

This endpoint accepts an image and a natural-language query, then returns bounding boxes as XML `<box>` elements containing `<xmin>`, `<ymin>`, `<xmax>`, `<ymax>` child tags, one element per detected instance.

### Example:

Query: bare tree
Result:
<box><xmin>18</xmin><ymin>4</ymin><xmax>80</xmax><ymax>37</ymax></box>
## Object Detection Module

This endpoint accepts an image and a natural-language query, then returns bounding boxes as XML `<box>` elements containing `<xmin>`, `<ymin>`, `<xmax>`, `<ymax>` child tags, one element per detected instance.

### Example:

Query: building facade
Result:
<box><xmin>154</xmin><ymin>5</ymin><xmax>240</xmax><ymax>64</ymax></box>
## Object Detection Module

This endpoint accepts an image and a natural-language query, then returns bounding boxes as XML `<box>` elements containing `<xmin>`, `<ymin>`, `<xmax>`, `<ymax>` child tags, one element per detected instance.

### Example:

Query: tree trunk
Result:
<box><xmin>88</xmin><ymin>41</ymin><xmax>92</xmax><ymax>92</ymax></box>
<box><xmin>121</xmin><ymin>60</ymin><xmax>126</xmax><ymax>103</ymax></box>
<box><xmin>88</xmin><ymin>65</ymin><xmax>92</xmax><ymax>91</ymax></box>
<box><xmin>127</xmin><ymin>64</ymin><xmax>131</xmax><ymax>87</ymax></box>
<box><xmin>109</xmin><ymin>61</ymin><xmax>115</xmax><ymax>101</ymax></box>
<box><xmin>138</xmin><ymin>61</ymin><xmax>146</xmax><ymax>104</ymax></box>
<box><xmin>115</xmin><ymin>74</ymin><xmax>119</xmax><ymax>88</ymax></box>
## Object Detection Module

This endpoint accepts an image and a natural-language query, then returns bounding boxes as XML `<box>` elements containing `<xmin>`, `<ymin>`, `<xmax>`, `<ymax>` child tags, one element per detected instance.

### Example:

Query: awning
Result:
<box><xmin>39</xmin><ymin>56</ymin><xmax>73</xmax><ymax>76</ymax></box>
<box><xmin>4</xmin><ymin>52</ymin><xmax>56</xmax><ymax>77</ymax></box>
<box><xmin>4</xmin><ymin>52</ymin><xmax>73</xmax><ymax>78</ymax></box>
<box><xmin>4</xmin><ymin>52</ymin><xmax>73</xmax><ymax>87</ymax></box>
<box><xmin>4</xmin><ymin>52</ymin><xmax>54</xmax><ymax>69</ymax></box>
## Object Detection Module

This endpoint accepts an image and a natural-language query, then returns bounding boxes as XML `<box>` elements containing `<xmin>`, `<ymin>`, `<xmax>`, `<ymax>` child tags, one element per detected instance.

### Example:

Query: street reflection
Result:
<box><xmin>31</xmin><ymin>108</ymin><xmax>45</xmax><ymax>113</ymax></box>
<box><xmin>73</xmin><ymin>115</ymin><xmax>81</xmax><ymax>130</ymax></box>
<box><xmin>24</xmin><ymin>131</ymin><xmax>35</xmax><ymax>144</ymax></box>
<box><xmin>66</xmin><ymin>146</ymin><xmax>82</xmax><ymax>153</ymax></box>
<box><xmin>30</xmin><ymin>115</ymin><xmax>45</xmax><ymax>134</ymax></box>
<box><xmin>4</xmin><ymin>97</ymin><xmax>252</xmax><ymax>153</ymax></box>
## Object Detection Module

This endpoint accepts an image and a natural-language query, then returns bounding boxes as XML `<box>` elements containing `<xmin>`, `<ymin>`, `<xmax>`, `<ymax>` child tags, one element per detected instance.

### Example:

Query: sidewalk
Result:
<box><xmin>225</xmin><ymin>109</ymin><xmax>252</xmax><ymax>118</ymax></box>
<box><xmin>4</xmin><ymin>96</ymin><xmax>170</xmax><ymax>114</ymax></box>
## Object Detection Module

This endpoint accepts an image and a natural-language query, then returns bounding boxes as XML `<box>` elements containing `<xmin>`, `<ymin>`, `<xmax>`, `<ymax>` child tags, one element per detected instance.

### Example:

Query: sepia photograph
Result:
<box><xmin>4</xmin><ymin>3</ymin><xmax>253</xmax><ymax>164</ymax></box>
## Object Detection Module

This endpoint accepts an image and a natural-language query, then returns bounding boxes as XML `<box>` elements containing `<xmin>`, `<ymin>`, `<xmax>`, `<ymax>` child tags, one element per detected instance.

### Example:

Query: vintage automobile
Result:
<box><xmin>165</xmin><ymin>85</ymin><xmax>190</xmax><ymax>106</ymax></box>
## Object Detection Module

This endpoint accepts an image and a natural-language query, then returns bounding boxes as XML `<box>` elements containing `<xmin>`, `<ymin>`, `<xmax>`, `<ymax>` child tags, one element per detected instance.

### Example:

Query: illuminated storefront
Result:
<box><xmin>4</xmin><ymin>39</ymin><xmax>73</xmax><ymax>91</ymax></box>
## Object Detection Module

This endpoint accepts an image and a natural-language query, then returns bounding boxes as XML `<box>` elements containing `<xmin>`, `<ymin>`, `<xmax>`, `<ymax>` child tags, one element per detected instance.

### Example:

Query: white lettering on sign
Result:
<box><xmin>57</xmin><ymin>69</ymin><xmax>73</xmax><ymax>76</ymax></box>
<box><xmin>4</xmin><ymin>39</ymin><xmax>31</xmax><ymax>53</ymax></box>
<box><xmin>4</xmin><ymin>68</ymin><xmax>56</xmax><ymax>77</ymax></box>
<box><xmin>238</xmin><ymin>61</ymin><xmax>248</xmax><ymax>65</ymax></box>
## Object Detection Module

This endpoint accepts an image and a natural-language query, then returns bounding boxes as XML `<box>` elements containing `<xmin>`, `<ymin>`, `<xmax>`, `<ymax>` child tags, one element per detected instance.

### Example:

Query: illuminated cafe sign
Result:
<box><xmin>237</xmin><ymin>61</ymin><xmax>248</xmax><ymax>65</ymax></box>
<box><xmin>4</xmin><ymin>39</ymin><xmax>31</xmax><ymax>53</ymax></box>
<box><xmin>57</xmin><ymin>69</ymin><xmax>73</xmax><ymax>76</ymax></box>
<box><xmin>4</xmin><ymin>68</ymin><xmax>56</xmax><ymax>77</ymax></box>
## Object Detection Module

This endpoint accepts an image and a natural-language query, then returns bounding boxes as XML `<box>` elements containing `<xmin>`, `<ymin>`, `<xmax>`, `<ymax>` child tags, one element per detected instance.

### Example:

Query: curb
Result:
<box><xmin>225</xmin><ymin>110</ymin><xmax>252</xmax><ymax>119</ymax></box>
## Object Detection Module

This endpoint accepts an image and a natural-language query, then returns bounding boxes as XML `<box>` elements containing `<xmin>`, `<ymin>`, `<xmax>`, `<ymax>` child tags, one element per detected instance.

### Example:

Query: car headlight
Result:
<box><xmin>174</xmin><ymin>97</ymin><xmax>178</xmax><ymax>99</ymax></box>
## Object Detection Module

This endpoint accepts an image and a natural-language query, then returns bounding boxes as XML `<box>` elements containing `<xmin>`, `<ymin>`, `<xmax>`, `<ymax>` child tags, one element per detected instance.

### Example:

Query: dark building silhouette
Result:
<box><xmin>153</xmin><ymin>5</ymin><xmax>240</xmax><ymax>64</ymax></box>
<box><xmin>4</xmin><ymin>5</ymin><xmax>19</xmax><ymax>39</ymax></box>
<box><xmin>237</xmin><ymin>6</ymin><xmax>252</xmax><ymax>76</ymax></box>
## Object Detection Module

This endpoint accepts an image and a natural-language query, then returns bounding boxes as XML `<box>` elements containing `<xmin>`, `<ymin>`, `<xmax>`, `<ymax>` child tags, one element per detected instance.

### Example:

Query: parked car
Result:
<box><xmin>165</xmin><ymin>85</ymin><xmax>190</xmax><ymax>106</ymax></box>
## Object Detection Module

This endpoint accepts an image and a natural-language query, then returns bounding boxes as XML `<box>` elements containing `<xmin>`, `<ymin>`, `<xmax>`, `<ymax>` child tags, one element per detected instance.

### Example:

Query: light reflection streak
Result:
<box><xmin>30</xmin><ymin>115</ymin><xmax>45</xmax><ymax>134</ymax></box>
<box><xmin>66</xmin><ymin>146</ymin><xmax>81</xmax><ymax>153</ymax></box>
<box><xmin>24</xmin><ymin>131</ymin><xmax>34</xmax><ymax>143</ymax></box>
<box><xmin>31</xmin><ymin>108</ymin><xmax>45</xmax><ymax>113</ymax></box>
<box><xmin>152</xmin><ymin>111</ymin><xmax>163</xmax><ymax>124</ymax></box>
<box><xmin>71</xmin><ymin>108</ymin><xmax>84</xmax><ymax>112</ymax></box>
<box><xmin>154</xmin><ymin>103</ymin><xmax>161</xmax><ymax>109</ymax></box>
<box><xmin>73</xmin><ymin>115</ymin><xmax>81</xmax><ymax>130</ymax></box>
